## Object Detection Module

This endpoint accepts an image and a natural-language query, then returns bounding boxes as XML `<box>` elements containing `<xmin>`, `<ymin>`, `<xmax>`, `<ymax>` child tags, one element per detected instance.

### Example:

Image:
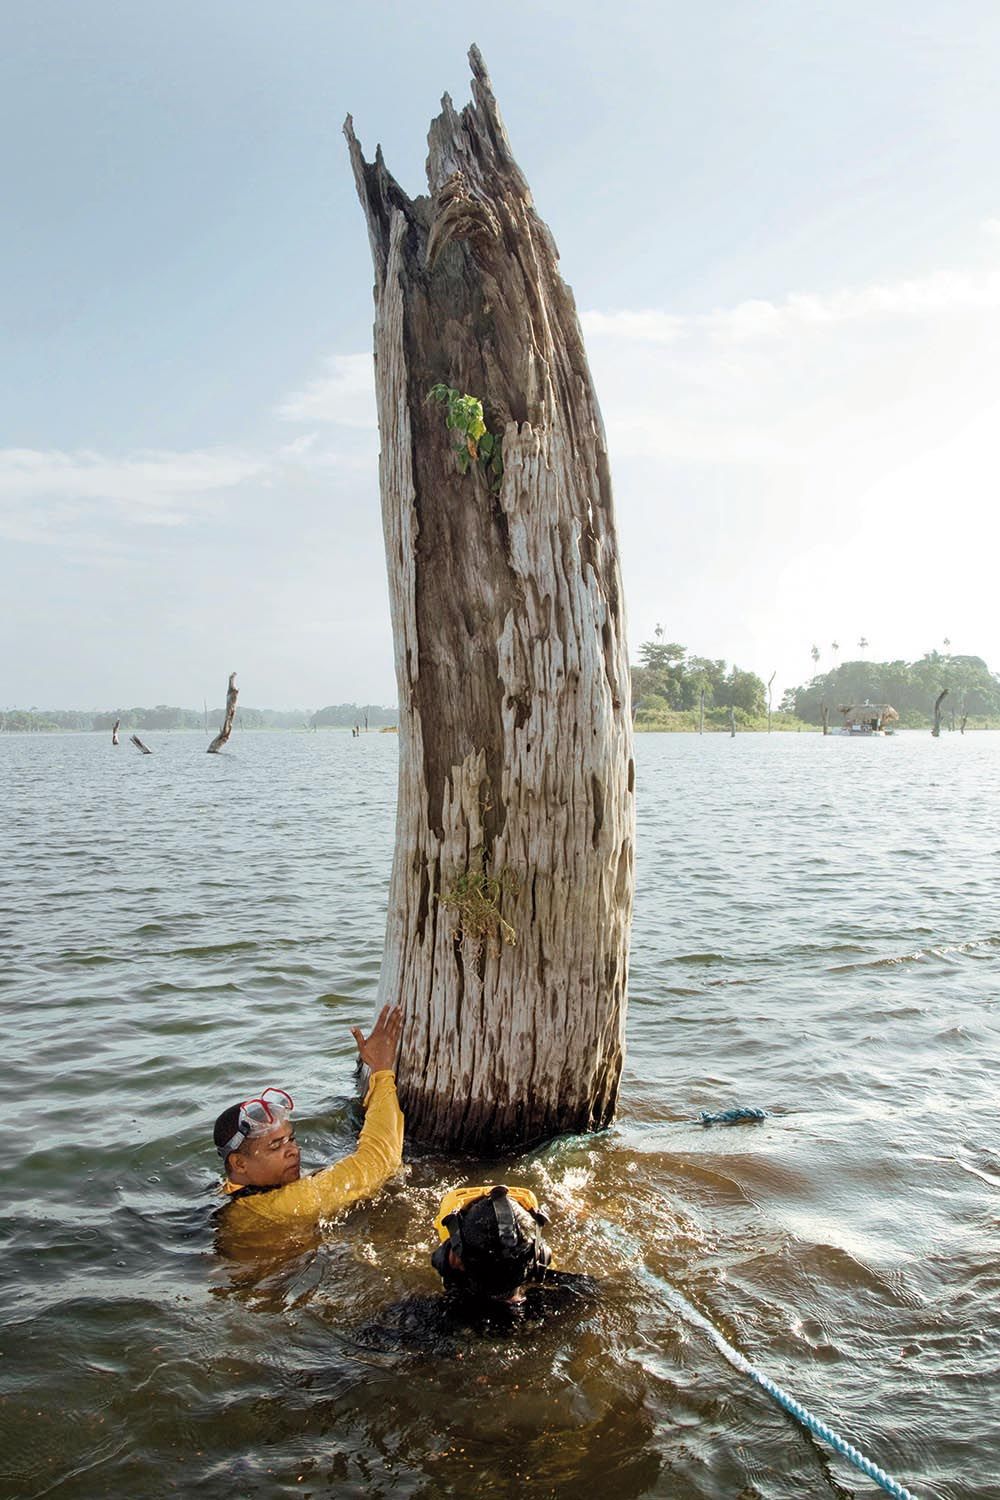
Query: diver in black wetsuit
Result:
<box><xmin>356</xmin><ymin>1184</ymin><xmax>596</xmax><ymax>1352</ymax></box>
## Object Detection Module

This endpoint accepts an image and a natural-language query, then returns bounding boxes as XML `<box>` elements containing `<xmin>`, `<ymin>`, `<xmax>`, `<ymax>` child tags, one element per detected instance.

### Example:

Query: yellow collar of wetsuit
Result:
<box><xmin>434</xmin><ymin>1185</ymin><xmax>542</xmax><ymax>1241</ymax></box>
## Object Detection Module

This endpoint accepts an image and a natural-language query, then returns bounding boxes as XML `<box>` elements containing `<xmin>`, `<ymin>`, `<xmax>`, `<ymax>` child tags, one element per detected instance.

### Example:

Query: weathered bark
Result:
<box><xmin>112</xmin><ymin>719</ymin><xmax>120</xmax><ymax>746</ymax></box>
<box><xmin>130</xmin><ymin>734</ymin><xmax>152</xmax><ymax>755</ymax></box>
<box><xmin>821</xmin><ymin>702</ymin><xmax>829</xmax><ymax>735</ymax></box>
<box><xmin>207</xmin><ymin>673</ymin><xmax>238</xmax><ymax>754</ymax></box>
<box><xmin>345</xmin><ymin>47</ymin><xmax>634</xmax><ymax>1150</ymax></box>
<box><xmin>932</xmin><ymin>688</ymin><xmax>948</xmax><ymax>737</ymax></box>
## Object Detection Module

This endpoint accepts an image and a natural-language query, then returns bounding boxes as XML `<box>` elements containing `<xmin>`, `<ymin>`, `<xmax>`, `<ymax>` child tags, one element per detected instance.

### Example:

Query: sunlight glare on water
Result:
<box><xmin>2</xmin><ymin>728</ymin><xmax>999</xmax><ymax>1498</ymax></box>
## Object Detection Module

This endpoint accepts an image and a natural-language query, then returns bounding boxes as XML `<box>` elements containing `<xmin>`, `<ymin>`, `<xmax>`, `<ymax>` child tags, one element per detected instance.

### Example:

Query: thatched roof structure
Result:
<box><xmin>838</xmin><ymin>702</ymin><xmax>899</xmax><ymax>723</ymax></box>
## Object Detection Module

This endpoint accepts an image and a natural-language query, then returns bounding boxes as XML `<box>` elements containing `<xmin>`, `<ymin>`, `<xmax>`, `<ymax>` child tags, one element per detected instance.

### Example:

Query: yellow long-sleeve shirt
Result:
<box><xmin>219</xmin><ymin>1070</ymin><xmax>404</xmax><ymax>1234</ymax></box>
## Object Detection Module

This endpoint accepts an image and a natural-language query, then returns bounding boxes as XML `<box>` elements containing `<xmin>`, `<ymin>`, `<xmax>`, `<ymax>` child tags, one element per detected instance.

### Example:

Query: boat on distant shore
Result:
<box><xmin>837</xmin><ymin>701</ymin><xmax>899</xmax><ymax>736</ymax></box>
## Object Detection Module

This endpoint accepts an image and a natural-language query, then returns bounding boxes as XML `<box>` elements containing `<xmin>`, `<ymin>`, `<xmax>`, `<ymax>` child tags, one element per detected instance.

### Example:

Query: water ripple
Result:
<box><xmin>3</xmin><ymin>729</ymin><xmax>1000</xmax><ymax>1498</ymax></box>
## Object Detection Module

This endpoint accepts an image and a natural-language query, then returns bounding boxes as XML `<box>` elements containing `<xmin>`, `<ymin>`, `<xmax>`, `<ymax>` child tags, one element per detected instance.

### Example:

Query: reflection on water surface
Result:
<box><xmin>2</xmin><ymin>730</ymin><xmax>999</xmax><ymax>1497</ymax></box>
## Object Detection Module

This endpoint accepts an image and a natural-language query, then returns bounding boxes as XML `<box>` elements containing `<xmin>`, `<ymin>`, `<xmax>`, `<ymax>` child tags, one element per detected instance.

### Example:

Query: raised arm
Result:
<box><xmin>229</xmin><ymin>1006</ymin><xmax>405</xmax><ymax>1229</ymax></box>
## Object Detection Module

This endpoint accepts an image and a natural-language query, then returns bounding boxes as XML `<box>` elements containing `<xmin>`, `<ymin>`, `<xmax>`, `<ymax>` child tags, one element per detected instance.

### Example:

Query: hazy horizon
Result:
<box><xmin>4</xmin><ymin>2</ymin><xmax>999</xmax><ymax>711</ymax></box>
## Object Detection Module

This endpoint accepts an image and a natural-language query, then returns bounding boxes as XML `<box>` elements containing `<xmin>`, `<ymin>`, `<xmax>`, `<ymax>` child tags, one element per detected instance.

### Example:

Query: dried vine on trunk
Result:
<box><xmin>345</xmin><ymin>46</ymin><xmax>635</xmax><ymax>1150</ymax></box>
<box><xmin>207</xmin><ymin>673</ymin><xmax>238</xmax><ymax>754</ymax></box>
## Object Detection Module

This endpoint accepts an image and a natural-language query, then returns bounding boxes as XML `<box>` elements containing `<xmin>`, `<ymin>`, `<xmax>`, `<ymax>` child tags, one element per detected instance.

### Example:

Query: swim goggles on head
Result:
<box><xmin>218</xmin><ymin>1087</ymin><xmax>294</xmax><ymax>1158</ymax></box>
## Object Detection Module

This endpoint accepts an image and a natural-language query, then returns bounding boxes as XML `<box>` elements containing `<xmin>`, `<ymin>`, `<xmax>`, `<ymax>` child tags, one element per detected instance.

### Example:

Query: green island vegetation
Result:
<box><xmin>0</xmin><ymin>703</ymin><xmax>398</xmax><ymax>733</ymax></box>
<box><xmin>630</xmin><ymin>638</ymin><xmax>806</xmax><ymax>731</ymax></box>
<box><xmin>780</xmin><ymin>650</ymin><xmax>1000</xmax><ymax>730</ymax></box>
<box><xmin>8</xmin><ymin>650</ymin><xmax>1000</xmax><ymax>735</ymax></box>
<box><xmin>631</xmin><ymin>637</ymin><xmax>1000</xmax><ymax>731</ymax></box>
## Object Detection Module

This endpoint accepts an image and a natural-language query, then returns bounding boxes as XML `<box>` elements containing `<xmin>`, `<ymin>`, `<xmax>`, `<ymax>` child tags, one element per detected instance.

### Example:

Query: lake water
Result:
<box><xmin>2</xmin><ymin>728</ymin><xmax>998</xmax><ymax>1499</ymax></box>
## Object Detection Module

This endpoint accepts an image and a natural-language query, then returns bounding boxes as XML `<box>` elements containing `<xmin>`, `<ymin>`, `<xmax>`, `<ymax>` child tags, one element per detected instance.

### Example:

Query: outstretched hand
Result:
<box><xmin>351</xmin><ymin>1004</ymin><xmax>403</xmax><ymax>1073</ymax></box>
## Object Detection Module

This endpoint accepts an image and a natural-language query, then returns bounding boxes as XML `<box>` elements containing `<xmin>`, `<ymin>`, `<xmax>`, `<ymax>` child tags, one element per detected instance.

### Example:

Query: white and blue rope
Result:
<box><xmin>602</xmin><ymin>1219</ymin><xmax>919</xmax><ymax>1499</ymax></box>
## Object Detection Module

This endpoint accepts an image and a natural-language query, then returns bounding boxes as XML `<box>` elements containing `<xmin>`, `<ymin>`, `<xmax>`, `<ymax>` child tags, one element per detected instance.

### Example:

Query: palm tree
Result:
<box><xmin>810</xmin><ymin>644</ymin><xmax>820</xmax><ymax>667</ymax></box>
<box><xmin>654</xmin><ymin>622</ymin><xmax>663</xmax><ymax>641</ymax></box>
<box><xmin>858</xmin><ymin>636</ymin><xmax>869</xmax><ymax>655</ymax></box>
<box><xmin>831</xmin><ymin>640</ymin><xmax>840</xmax><ymax>658</ymax></box>
<box><xmin>943</xmin><ymin>637</ymin><xmax>951</xmax><ymax>654</ymax></box>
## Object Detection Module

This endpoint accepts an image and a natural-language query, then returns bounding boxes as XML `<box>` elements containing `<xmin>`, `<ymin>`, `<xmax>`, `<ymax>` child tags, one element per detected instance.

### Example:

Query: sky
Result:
<box><xmin>3</xmin><ymin>0</ymin><xmax>999</xmax><ymax>710</ymax></box>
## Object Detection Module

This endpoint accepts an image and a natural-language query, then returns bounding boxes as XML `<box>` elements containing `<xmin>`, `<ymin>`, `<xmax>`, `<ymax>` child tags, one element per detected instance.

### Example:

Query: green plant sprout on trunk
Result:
<box><xmin>427</xmin><ymin>384</ymin><xmax>504</xmax><ymax>491</ymax></box>
<box><xmin>437</xmin><ymin>853</ymin><xmax>519</xmax><ymax>955</ymax></box>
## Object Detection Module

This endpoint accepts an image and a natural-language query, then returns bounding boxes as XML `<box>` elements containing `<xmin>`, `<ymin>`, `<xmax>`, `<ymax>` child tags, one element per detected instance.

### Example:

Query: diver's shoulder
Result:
<box><xmin>536</xmin><ymin>1269</ymin><xmax>600</xmax><ymax>1295</ymax></box>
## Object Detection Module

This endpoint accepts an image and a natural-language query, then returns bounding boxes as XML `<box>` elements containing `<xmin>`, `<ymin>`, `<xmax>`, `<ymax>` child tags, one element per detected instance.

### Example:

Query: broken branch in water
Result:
<box><xmin>130</xmin><ymin>734</ymin><xmax>152</xmax><ymax>755</ymax></box>
<box><xmin>207</xmin><ymin>672</ymin><xmax>239</xmax><ymax>754</ymax></box>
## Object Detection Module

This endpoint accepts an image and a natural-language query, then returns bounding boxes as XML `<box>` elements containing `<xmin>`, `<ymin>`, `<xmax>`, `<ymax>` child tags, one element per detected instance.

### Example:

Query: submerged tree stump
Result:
<box><xmin>345</xmin><ymin>46</ymin><xmax>635</xmax><ymax>1150</ymax></box>
<box><xmin>932</xmin><ymin>688</ymin><xmax>948</xmax><ymax>738</ymax></box>
<box><xmin>207</xmin><ymin>673</ymin><xmax>239</xmax><ymax>754</ymax></box>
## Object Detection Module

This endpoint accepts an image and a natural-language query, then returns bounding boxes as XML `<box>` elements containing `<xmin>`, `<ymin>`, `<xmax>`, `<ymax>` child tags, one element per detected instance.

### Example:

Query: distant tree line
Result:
<box><xmin>310</xmin><ymin>704</ymin><xmax>398</xmax><ymax>728</ymax></box>
<box><xmin>781</xmin><ymin>653</ymin><xmax>1000</xmax><ymax>727</ymax></box>
<box><xmin>630</xmin><ymin>638</ymin><xmax>770</xmax><ymax>727</ymax></box>
<box><xmin>0</xmin><ymin>704</ymin><xmax>398</xmax><ymax>733</ymax></box>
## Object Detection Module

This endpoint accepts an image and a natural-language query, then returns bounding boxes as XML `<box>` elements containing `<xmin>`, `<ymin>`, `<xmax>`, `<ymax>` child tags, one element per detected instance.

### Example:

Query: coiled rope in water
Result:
<box><xmin>608</xmin><ymin>1227</ymin><xmax>919</xmax><ymax>1499</ymax></box>
<box><xmin>699</xmin><ymin>1106</ymin><xmax>767</xmax><ymax>1125</ymax></box>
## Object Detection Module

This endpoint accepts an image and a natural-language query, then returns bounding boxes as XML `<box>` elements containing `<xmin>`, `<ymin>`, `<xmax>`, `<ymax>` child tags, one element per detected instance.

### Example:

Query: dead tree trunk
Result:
<box><xmin>345</xmin><ymin>47</ymin><xmax>634</xmax><ymax>1150</ymax></box>
<box><xmin>130</xmin><ymin>734</ymin><xmax>152</xmax><ymax>755</ymax></box>
<box><xmin>207</xmin><ymin>673</ymin><xmax>238</xmax><ymax>754</ymax></box>
<box><xmin>767</xmin><ymin>672</ymin><xmax>775</xmax><ymax>733</ymax></box>
<box><xmin>699</xmin><ymin>687</ymin><xmax>705</xmax><ymax>736</ymax></box>
<box><xmin>821</xmin><ymin>702</ymin><xmax>829</xmax><ymax>735</ymax></box>
<box><xmin>112</xmin><ymin>719</ymin><xmax>120</xmax><ymax>746</ymax></box>
<box><xmin>932</xmin><ymin>688</ymin><xmax>948</xmax><ymax>737</ymax></box>
<box><xmin>729</xmin><ymin>705</ymin><xmax>737</xmax><ymax>737</ymax></box>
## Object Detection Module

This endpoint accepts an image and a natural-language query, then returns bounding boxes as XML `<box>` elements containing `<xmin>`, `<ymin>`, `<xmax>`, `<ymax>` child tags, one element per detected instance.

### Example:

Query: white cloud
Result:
<box><xmin>279</xmin><ymin>432</ymin><xmax>320</xmax><ymax>457</ymax></box>
<box><xmin>0</xmin><ymin>433</ymin><xmax>375</xmax><ymax>548</ymax></box>
<box><xmin>581</xmin><ymin>250</ymin><xmax>1000</xmax><ymax>697</ymax></box>
<box><xmin>0</xmin><ymin>448</ymin><xmax>276</xmax><ymax>562</ymax></box>
<box><xmin>276</xmin><ymin>352</ymin><xmax>377</xmax><ymax>427</ymax></box>
<box><xmin>0</xmin><ymin>446</ymin><xmax>267</xmax><ymax>527</ymax></box>
<box><xmin>581</xmin><ymin>309</ymin><xmax>684</xmax><ymax>344</ymax></box>
<box><xmin>583</xmin><ymin>264</ymin><xmax>1000</xmax><ymax>349</ymax></box>
<box><xmin>583</xmin><ymin>253</ymin><xmax>1000</xmax><ymax>468</ymax></box>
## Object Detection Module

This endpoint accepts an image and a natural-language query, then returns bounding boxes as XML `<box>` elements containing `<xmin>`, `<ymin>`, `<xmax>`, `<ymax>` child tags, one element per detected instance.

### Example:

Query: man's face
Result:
<box><xmin>228</xmin><ymin>1119</ymin><xmax>301</xmax><ymax>1188</ymax></box>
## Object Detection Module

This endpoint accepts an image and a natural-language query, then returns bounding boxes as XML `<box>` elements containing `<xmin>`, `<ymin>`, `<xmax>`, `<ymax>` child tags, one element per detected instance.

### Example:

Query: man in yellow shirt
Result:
<box><xmin>213</xmin><ymin>1004</ymin><xmax>403</xmax><ymax>1238</ymax></box>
